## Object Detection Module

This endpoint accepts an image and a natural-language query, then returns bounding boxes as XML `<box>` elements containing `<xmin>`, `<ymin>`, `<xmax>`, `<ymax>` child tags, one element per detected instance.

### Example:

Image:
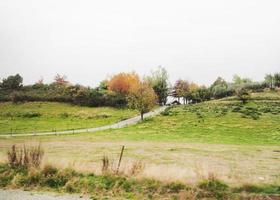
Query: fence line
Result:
<box><xmin>0</xmin><ymin>106</ymin><xmax>167</xmax><ymax>137</ymax></box>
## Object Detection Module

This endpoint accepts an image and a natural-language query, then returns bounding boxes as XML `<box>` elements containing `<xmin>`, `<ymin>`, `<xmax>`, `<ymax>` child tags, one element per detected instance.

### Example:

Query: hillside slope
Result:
<box><xmin>91</xmin><ymin>91</ymin><xmax>280</xmax><ymax>145</ymax></box>
<box><xmin>0</xmin><ymin>102</ymin><xmax>137</xmax><ymax>134</ymax></box>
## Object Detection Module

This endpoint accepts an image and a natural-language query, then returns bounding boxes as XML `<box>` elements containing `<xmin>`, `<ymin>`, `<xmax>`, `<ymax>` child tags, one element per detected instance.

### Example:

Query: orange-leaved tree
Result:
<box><xmin>108</xmin><ymin>72</ymin><xmax>140</xmax><ymax>95</ymax></box>
<box><xmin>127</xmin><ymin>81</ymin><xmax>157</xmax><ymax>120</ymax></box>
<box><xmin>54</xmin><ymin>74</ymin><xmax>68</xmax><ymax>85</ymax></box>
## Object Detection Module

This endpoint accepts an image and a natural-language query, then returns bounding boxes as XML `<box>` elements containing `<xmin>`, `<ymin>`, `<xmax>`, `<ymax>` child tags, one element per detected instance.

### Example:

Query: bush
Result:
<box><xmin>40</xmin><ymin>168</ymin><xmax>76</xmax><ymax>188</ymax></box>
<box><xmin>41</xmin><ymin>165</ymin><xmax>58</xmax><ymax>177</ymax></box>
<box><xmin>163</xmin><ymin>182</ymin><xmax>186</xmax><ymax>193</ymax></box>
<box><xmin>199</xmin><ymin>179</ymin><xmax>228</xmax><ymax>192</ymax></box>
<box><xmin>0</xmin><ymin>167</ymin><xmax>13</xmax><ymax>187</ymax></box>
<box><xmin>240</xmin><ymin>107</ymin><xmax>262</xmax><ymax>120</ymax></box>
<box><xmin>19</xmin><ymin>111</ymin><xmax>41</xmax><ymax>118</ymax></box>
<box><xmin>65</xmin><ymin>178</ymin><xmax>80</xmax><ymax>193</ymax></box>
<box><xmin>198</xmin><ymin>176</ymin><xmax>229</xmax><ymax>199</ymax></box>
<box><xmin>59</xmin><ymin>112</ymin><xmax>70</xmax><ymax>118</ymax></box>
<box><xmin>161</xmin><ymin>108</ymin><xmax>171</xmax><ymax>116</ymax></box>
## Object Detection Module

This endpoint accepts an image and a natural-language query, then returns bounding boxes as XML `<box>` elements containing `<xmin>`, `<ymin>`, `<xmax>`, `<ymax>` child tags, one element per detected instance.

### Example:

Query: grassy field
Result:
<box><xmin>0</xmin><ymin>92</ymin><xmax>279</xmax><ymax>188</ymax></box>
<box><xmin>0</xmin><ymin>91</ymin><xmax>279</xmax><ymax>197</ymax></box>
<box><xmin>0</xmin><ymin>102</ymin><xmax>137</xmax><ymax>134</ymax></box>
<box><xmin>97</xmin><ymin>100</ymin><xmax>280</xmax><ymax>145</ymax></box>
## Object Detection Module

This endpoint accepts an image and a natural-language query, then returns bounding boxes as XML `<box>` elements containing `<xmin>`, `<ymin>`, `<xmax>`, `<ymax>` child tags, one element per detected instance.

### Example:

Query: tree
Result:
<box><xmin>1</xmin><ymin>74</ymin><xmax>23</xmax><ymax>90</ymax></box>
<box><xmin>196</xmin><ymin>86</ymin><xmax>211</xmax><ymax>102</ymax></box>
<box><xmin>187</xmin><ymin>83</ymin><xmax>200</xmax><ymax>103</ymax></box>
<box><xmin>99</xmin><ymin>80</ymin><xmax>109</xmax><ymax>90</ymax></box>
<box><xmin>173</xmin><ymin>79</ymin><xmax>189</xmax><ymax>104</ymax></box>
<box><xmin>36</xmin><ymin>77</ymin><xmax>44</xmax><ymax>85</ymax></box>
<box><xmin>127</xmin><ymin>82</ymin><xmax>157</xmax><ymax>120</ymax></box>
<box><xmin>210</xmin><ymin>77</ymin><xmax>230</xmax><ymax>99</ymax></box>
<box><xmin>212</xmin><ymin>85</ymin><xmax>228</xmax><ymax>99</ymax></box>
<box><xmin>232</xmin><ymin>74</ymin><xmax>252</xmax><ymax>85</ymax></box>
<box><xmin>145</xmin><ymin>66</ymin><xmax>169</xmax><ymax>105</ymax></box>
<box><xmin>108</xmin><ymin>72</ymin><xmax>140</xmax><ymax>95</ymax></box>
<box><xmin>236</xmin><ymin>87</ymin><xmax>250</xmax><ymax>104</ymax></box>
<box><xmin>264</xmin><ymin>74</ymin><xmax>274</xmax><ymax>89</ymax></box>
<box><xmin>274</xmin><ymin>73</ymin><xmax>280</xmax><ymax>87</ymax></box>
<box><xmin>54</xmin><ymin>74</ymin><xmax>68</xmax><ymax>85</ymax></box>
<box><xmin>211</xmin><ymin>77</ymin><xmax>228</xmax><ymax>88</ymax></box>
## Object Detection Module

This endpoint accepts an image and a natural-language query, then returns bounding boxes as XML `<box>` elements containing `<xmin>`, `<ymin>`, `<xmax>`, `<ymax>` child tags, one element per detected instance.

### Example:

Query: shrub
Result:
<box><xmin>163</xmin><ymin>182</ymin><xmax>186</xmax><ymax>193</ymax></box>
<box><xmin>199</xmin><ymin>178</ymin><xmax>228</xmax><ymax>192</ymax></box>
<box><xmin>240</xmin><ymin>107</ymin><xmax>262</xmax><ymax>120</ymax></box>
<box><xmin>19</xmin><ymin>111</ymin><xmax>41</xmax><ymax>118</ymax></box>
<box><xmin>65</xmin><ymin>178</ymin><xmax>80</xmax><ymax>193</ymax></box>
<box><xmin>27</xmin><ymin>168</ymin><xmax>41</xmax><ymax>185</ymax></box>
<box><xmin>232</xmin><ymin>105</ymin><xmax>242</xmax><ymax>112</ymax></box>
<box><xmin>0</xmin><ymin>170</ymin><xmax>13</xmax><ymax>187</ymax></box>
<box><xmin>41</xmin><ymin>164</ymin><xmax>58</xmax><ymax>177</ymax></box>
<box><xmin>59</xmin><ymin>112</ymin><xmax>69</xmax><ymax>118</ymax></box>
<box><xmin>40</xmin><ymin>168</ymin><xmax>75</xmax><ymax>188</ymax></box>
<box><xmin>161</xmin><ymin>106</ymin><xmax>172</xmax><ymax>116</ymax></box>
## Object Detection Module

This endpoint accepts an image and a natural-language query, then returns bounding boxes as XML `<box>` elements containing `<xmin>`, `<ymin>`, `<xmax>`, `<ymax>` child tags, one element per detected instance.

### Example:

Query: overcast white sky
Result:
<box><xmin>0</xmin><ymin>0</ymin><xmax>279</xmax><ymax>86</ymax></box>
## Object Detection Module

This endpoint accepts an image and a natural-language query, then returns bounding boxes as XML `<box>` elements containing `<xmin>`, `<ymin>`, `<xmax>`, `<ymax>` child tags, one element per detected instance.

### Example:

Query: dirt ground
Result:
<box><xmin>0</xmin><ymin>137</ymin><xmax>279</xmax><ymax>185</ymax></box>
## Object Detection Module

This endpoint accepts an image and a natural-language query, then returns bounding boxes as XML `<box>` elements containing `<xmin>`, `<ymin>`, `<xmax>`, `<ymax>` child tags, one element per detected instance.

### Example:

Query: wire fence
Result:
<box><xmin>0</xmin><ymin>106</ymin><xmax>166</xmax><ymax>137</ymax></box>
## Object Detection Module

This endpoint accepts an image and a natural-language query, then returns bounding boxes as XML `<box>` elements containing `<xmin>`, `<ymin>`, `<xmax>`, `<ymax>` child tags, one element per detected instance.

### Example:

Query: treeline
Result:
<box><xmin>0</xmin><ymin>69</ymin><xmax>280</xmax><ymax>107</ymax></box>
<box><xmin>172</xmin><ymin>73</ymin><xmax>280</xmax><ymax>104</ymax></box>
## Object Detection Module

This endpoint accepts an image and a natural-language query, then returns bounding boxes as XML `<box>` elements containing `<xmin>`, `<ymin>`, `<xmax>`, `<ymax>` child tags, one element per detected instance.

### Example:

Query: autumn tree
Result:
<box><xmin>173</xmin><ymin>79</ymin><xmax>189</xmax><ymax>104</ymax></box>
<box><xmin>54</xmin><ymin>74</ymin><xmax>68</xmax><ymax>85</ymax></box>
<box><xmin>187</xmin><ymin>82</ymin><xmax>200</xmax><ymax>103</ymax></box>
<box><xmin>127</xmin><ymin>81</ymin><xmax>157</xmax><ymax>120</ymax></box>
<box><xmin>108</xmin><ymin>72</ymin><xmax>140</xmax><ymax>95</ymax></box>
<box><xmin>145</xmin><ymin>66</ymin><xmax>169</xmax><ymax>105</ymax></box>
<box><xmin>36</xmin><ymin>77</ymin><xmax>44</xmax><ymax>85</ymax></box>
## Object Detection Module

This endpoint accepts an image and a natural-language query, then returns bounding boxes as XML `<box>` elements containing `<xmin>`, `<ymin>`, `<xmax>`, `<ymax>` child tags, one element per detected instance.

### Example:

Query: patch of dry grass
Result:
<box><xmin>0</xmin><ymin>139</ymin><xmax>279</xmax><ymax>186</ymax></box>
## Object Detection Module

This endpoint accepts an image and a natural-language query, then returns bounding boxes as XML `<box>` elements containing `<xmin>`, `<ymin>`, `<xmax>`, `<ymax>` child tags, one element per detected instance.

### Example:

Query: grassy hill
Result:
<box><xmin>77</xmin><ymin>91</ymin><xmax>280</xmax><ymax>145</ymax></box>
<box><xmin>0</xmin><ymin>102</ymin><xmax>137</xmax><ymax>134</ymax></box>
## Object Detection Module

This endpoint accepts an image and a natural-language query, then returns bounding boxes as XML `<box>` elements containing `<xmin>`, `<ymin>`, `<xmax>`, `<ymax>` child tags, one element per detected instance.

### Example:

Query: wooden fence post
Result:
<box><xmin>116</xmin><ymin>145</ymin><xmax>125</xmax><ymax>174</ymax></box>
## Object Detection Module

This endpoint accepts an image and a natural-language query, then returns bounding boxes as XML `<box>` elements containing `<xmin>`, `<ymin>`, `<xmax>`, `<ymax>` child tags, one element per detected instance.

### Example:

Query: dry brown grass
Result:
<box><xmin>0</xmin><ymin>139</ymin><xmax>279</xmax><ymax>186</ymax></box>
<box><xmin>7</xmin><ymin>144</ymin><xmax>44</xmax><ymax>168</ymax></box>
<box><xmin>177</xmin><ymin>189</ymin><xmax>199</xmax><ymax>200</ymax></box>
<box><xmin>129</xmin><ymin>160</ymin><xmax>145</xmax><ymax>176</ymax></box>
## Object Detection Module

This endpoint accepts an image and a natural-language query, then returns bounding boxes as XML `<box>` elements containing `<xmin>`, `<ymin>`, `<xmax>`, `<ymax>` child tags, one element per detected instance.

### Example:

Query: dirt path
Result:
<box><xmin>0</xmin><ymin>189</ymin><xmax>90</xmax><ymax>200</ymax></box>
<box><xmin>0</xmin><ymin>106</ymin><xmax>167</xmax><ymax>137</ymax></box>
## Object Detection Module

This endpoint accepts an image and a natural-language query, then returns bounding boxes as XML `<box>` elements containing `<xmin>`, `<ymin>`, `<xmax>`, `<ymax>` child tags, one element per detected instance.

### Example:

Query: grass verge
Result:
<box><xmin>0</xmin><ymin>163</ymin><xmax>279</xmax><ymax>200</ymax></box>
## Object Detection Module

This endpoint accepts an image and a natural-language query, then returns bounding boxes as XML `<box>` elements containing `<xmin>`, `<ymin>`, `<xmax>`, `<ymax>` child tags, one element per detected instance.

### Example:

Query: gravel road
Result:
<box><xmin>0</xmin><ymin>106</ymin><xmax>167</xmax><ymax>137</ymax></box>
<box><xmin>0</xmin><ymin>189</ymin><xmax>91</xmax><ymax>200</ymax></box>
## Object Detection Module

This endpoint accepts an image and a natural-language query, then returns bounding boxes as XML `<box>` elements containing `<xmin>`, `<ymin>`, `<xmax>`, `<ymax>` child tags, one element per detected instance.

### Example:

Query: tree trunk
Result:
<box><xmin>141</xmin><ymin>112</ymin><xmax>144</xmax><ymax>121</ymax></box>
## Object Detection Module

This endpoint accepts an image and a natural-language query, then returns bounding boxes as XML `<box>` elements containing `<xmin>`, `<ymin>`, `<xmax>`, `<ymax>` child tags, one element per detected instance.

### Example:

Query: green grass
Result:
<box><xmin>224</xmin><ymin>90</ymin><xmax>280</xmax><ymax>101</ymax></box>
<box><xmin>72</xmin><ymin>99</ymin><xmax>280</xmax><ymax>145</ymax></box>
<box><xmin>0</xmin><ymin>102</ymin><xmax>137</xmax><ymax>134</ymax></box>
